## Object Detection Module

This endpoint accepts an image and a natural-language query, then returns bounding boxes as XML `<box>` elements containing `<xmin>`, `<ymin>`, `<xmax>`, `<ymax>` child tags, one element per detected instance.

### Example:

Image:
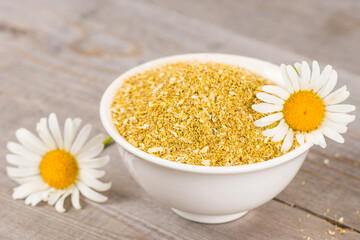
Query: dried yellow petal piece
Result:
<box><xmin>200</xmin><ymin>146</ymin><xmax>209</xmax><ymax>154</ymax></box>
<box><xmin>148</xmin><ymin>147</ymin><xmax>164</xmax><ymax>153</ymax></box>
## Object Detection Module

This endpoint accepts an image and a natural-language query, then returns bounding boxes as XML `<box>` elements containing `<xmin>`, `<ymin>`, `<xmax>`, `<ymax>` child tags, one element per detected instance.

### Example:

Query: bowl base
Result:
<box><xmin>171</xmin><ymin>208</ymin><xmax>248</xmax><ymax>224</ymax></box>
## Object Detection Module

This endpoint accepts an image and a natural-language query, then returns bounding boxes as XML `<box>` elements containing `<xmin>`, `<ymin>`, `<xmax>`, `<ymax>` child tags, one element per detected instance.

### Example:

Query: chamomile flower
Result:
<box><xmin>6</xmin><ymin>113</ymin><xmax>111</xmax><ymax>212</ymax></box>
<box><xmin>252</xmin><ymin>61</ymin><xmax>355</xmax><ymax>152</ymax></box>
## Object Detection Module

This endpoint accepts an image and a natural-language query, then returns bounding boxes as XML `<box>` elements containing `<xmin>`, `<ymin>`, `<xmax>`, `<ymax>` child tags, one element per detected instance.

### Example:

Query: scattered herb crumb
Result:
<box><xmin>327</xmin><ymin>229</ymin><xmax>335</xmax><ymax>236</ymax></box>
<box><xmin>338</xmin><ymin>228</ymin><xmax>345</xmax><ymax>235</ymax></box>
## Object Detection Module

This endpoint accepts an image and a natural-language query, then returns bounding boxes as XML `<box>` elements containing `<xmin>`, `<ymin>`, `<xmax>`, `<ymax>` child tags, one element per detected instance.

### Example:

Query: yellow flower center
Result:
<box><xmin>283</xmin><ymin>90</ymin><xmax>325</xmax><ymax>132</ymax></box>
<box><xmin>40</xmin><ymin>149</ymin><xmax>79</xmax><ymax>189</ymax></box>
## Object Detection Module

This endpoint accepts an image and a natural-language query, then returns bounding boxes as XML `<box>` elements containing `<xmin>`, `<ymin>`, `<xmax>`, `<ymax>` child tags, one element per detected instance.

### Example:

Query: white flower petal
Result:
<box><xmin>327</xmin><ymin>112</ymin><xmax>355</xmax><ymax>124</ymax></box>
<box><xmin>15</xmin><ymin>128</ymin><xmax>48</xmax><ymax>155</ymax></box>
<box><xmin>81</xmin><ymin>134</ymin><xmax>106</xmax><ymax>151</ymax></box>
<box><xmin>281</xmin><ymin>64</ymin><xmax>294</xmax><ymax>93</ymax></box>
<box><xmin>272</xmin><ymin>124</ymin><xmax>289</xmax><ymax>143</ymax></box>
<box><xmin>55</xmin><ymin>189</ymin><xmax>73</xmax><ymax>213</ymax></box>
<box><xmin>25</xmin><ymin>193</ymin><xmax>35</xmax><ymax>205</ymax></box>
<box><xmin>6</xmin><ymin>154</ymin><xmax>39</xmax><ymax>167</ymax></box>
<box><xmin>324</xmin><ymin>86</ymin><xmax>349</xmax><ymax>105</ymax></box>
<box><xmin>25</xmin><ymin>192</ymin><xmax>43</xmax><ymax>206</ymax></box>
<box><xmin>311</xmin><ymin>131</ymin><xmax>327</xmax><ymax>148</ymax></box>
<box><xmin>326</xmin><ymin>104</ymin><xmax>356</xmax><ymax>113</ymax></box>
<box><xmin>63</xmin><ymin>118</ymin><xmax>83</xmax><ymax>152</ymax></box>
<box><xmin>79</xmin><ymin>171</ymin><xmax>111</xmax><ymax>191</ymax></box>
<box><xmin>80</xmin><ymin>169</ymin><xmax>105</xmax><ymax>178</ymax></box>
<box><xmin>256</xmin><ymin>92</ymin><xmax>284</xmax><ymax>105</ymax></box>
<box><xmin>7</xmin><ymin>167</ymin><xmax>40</xmax><ymax>178</ymax></box>
<box><xmin>307</xmin><ymin>132</ymin><xmax>318</xmax><ymax>145</ymax></box>
<box><xmin>72</xmin><ymin>119</ymin><xmax>82</xmax><ymax>143</ymax></box>
<box><xmin>300</xmin><ymin>61</ymin><xmax>311</xmax><ymax>90</ymax></box>
<box><xmin>76</xmin><ymin>134</ymin><xmax>105</xmax><ymax>158</ymax></box>
<box><xmin>77</xmin><ymin>144</ymin><xmax>105</xmax><ymax>162</ymax></box>
<box><xmin>262</xmin><ymin>120</ymin><xmax>286</xmax><ymax>137</ymax></box>
<box><xmin>328</xmin><ymin>91</ymin><xmax>350</xmax><ymax>105</ymax></box>
<box><xmin>304</xmin><ymin>133</ymin><xmax>315</xmax><ymax>145</ymax></box>
<box><xmin>254</xmin><ymin>113</ymin><xmax>284</xmax><ymax>127</ymax></box>
<box><xmin>40</xmin><ymin>190</ymin><xmax>51</xmax><ymax>201</ymax></box>
<box><xmin>48</xmin><ymin>190</ymin><xmax>65</xmax><ymax>206</ymax></box>
<box><xmin>79</xmin><ymin>156</ymin><xmax>110</xmax><ymax>168</ymax></box>
<box><xmin>70</xmin><ymin>124</ymin><xmax>92</xmax><ymax>155</ymax></box>
<box><xmin>31</xmin><ymin>194</ymin><xmax>42</xmax><ymax>206</ymax></box>
<box><xmin>318</xmin><ymin>70</ymin><xmax>338</xmax><ymax>98</ymax></box>
<box><xmin>296</xmin><ymin>133</ymin><xmax>305</xmax><ymax>145</ymax></box>
<box><xmin>36</xmin><ymin>118</ymin><xmax>56</xmax><ymax>150</ymax></box>
<box><xmin>252</xmin><ymin>103</ymin><xmax>283</xmax><ymax>114</ymax></box>
<box><xmin>281</xmin><ymin>128</ymin><xmax>294</xmax><ymax>152</ymax></box>
<box><xmin>76</xmin><ymin>181</ymin><xmax>108</xmax><ymax>203</ymax></box>
<box><xmin>308</xmin><ymin>61</ymin><xmax>321</xmax><ymax>90</ymax></box>
<box><xmin>261</xmin><ymin>85</ymin><xmax>290</xmax><ymax>100</ymax></box>
<box><xmin>7</xmin><ymin>142</ymin><xmax>42</xmax><ymax>161</ymax></box>
<box><xmin>286</xmin><ymin>65</ymin><xmax>300</xmax><ymax>91</ymax></box>
<box><xmin>322</xmin><ymin>127</ymin><xmax>345</xmax><ymax>143</ymax></box>
<box><xmin>63</xmin><ymin>118</ymin><xmax>74</xmax><ymax>152</ymax></box>
<box><xmin>322</xmin><ymin>119</ymin><xmax>347</xmax><ymax>133</ymax></box>
<box><xmin>12</xmin><ymin>180</ymin><xmax>47</xmax><ymax>200</ymax></box>
<box><xmin>72</xmin><ymin>118</ymin><xmax>82</xmax><ymax>131</ymax></box>
<box><xmin>71</xmin><ymin>187</ymin><xmax>81</xmax><ymax>210</ymax></box>
<box><xmin>317</xmin><ymin>133</ymin><xmax>327</xmax><ymax>148</ymax></box>
<box><xmin>10</xmin><ymin>176</ymin><xmax>41</xmax><ymax>185</ymax></box>
<box><xmin>294</xmin><ymin>62</ymin><xmax>302</xmax><ymax>77</ymax></box>
<box><xmin>314</xmin><ymin>65</ymin><xmax>332</xmax><ymax>92</ymax></box>
<box><xmin>48</xmin><ymin>113</ymin><xmax>64</xmax><ymax>149</ymax></box>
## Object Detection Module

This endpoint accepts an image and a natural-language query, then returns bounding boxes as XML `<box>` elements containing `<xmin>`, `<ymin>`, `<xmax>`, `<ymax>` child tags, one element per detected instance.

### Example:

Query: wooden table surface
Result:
<box><xmin>1</xmin><ymin>0</ymin><xmax>359</xmax><ymax>239</ymax></box>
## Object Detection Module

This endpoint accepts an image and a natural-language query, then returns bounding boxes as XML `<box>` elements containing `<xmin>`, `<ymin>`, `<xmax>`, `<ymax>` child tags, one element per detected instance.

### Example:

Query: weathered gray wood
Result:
<box><xmin>0</xmin><ymin>0</ymin><xmax>359</xmax><ymax>239</ymax></box>
<box><xmin>145</xmin><ymin>0</ymin><xmax>360</xmax><ymax>75</ymax></box>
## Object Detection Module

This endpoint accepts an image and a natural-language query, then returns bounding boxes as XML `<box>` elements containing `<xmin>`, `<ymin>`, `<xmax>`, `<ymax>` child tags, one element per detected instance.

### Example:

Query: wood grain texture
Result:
<box><xmin>0</xmin><ymin>0</ymin><xmax>359</xmax><ymax>239</ymax></box>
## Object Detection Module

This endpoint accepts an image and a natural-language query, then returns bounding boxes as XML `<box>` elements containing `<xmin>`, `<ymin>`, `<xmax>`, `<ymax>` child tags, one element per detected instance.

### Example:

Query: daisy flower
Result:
<box><xmin>252</xmin><ymin>61</ymin><xmax>356</xmax><ymax>152</ymax></box>
<box><xmin>6</xmin><ymin>113</ymin><xmax>111</xmax><ymax>212</ymax></box>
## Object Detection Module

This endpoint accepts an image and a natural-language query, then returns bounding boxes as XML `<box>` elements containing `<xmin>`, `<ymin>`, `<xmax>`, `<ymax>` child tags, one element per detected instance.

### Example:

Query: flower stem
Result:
<box><xmin>103</xmin><ymin>137</ymin><xmax>113</xmax><ymax>148</ymax></box>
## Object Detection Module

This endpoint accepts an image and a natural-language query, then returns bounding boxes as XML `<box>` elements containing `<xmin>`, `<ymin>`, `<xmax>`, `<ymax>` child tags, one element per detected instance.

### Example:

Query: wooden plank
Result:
<box><xmin>278</xmin><ymin>147</ymin><xmax>360</xmax><ymax>229</ymax></box>
<box><xmin>143</xmin><ymin>0</ymin><xmax>360</xmax><ymax>75</ymax></box>
<box><xmin>2</xmin><ymin>185</ymin><xmax>360</xmax><ymax>240</ymax></box>
<box><xmin>0</xmin><ymin>0</ymin><xmax>359</xmax><ymax>239</ymax></box>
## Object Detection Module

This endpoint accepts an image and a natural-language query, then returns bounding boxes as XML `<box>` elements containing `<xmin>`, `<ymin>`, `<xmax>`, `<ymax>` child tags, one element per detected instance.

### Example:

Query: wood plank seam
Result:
<box><xmin>274</xmin><ymin>198</ymin><xmax>360</xmax><ymax>233</ymax></box>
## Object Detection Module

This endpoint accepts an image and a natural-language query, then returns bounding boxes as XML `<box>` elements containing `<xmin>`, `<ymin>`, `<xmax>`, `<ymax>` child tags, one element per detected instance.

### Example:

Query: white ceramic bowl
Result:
<box><xmin>100</xmin><ymin>54</ymin><xmax>312</xmax><ymax>224</ymax></box>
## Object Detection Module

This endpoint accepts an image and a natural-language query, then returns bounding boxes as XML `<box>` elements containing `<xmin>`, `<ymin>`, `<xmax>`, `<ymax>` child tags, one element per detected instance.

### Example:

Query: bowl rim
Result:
<box><xmin>100</xmin><ymin>53</ymin><xmax>312</xmax><ymax>174</ymax></box>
